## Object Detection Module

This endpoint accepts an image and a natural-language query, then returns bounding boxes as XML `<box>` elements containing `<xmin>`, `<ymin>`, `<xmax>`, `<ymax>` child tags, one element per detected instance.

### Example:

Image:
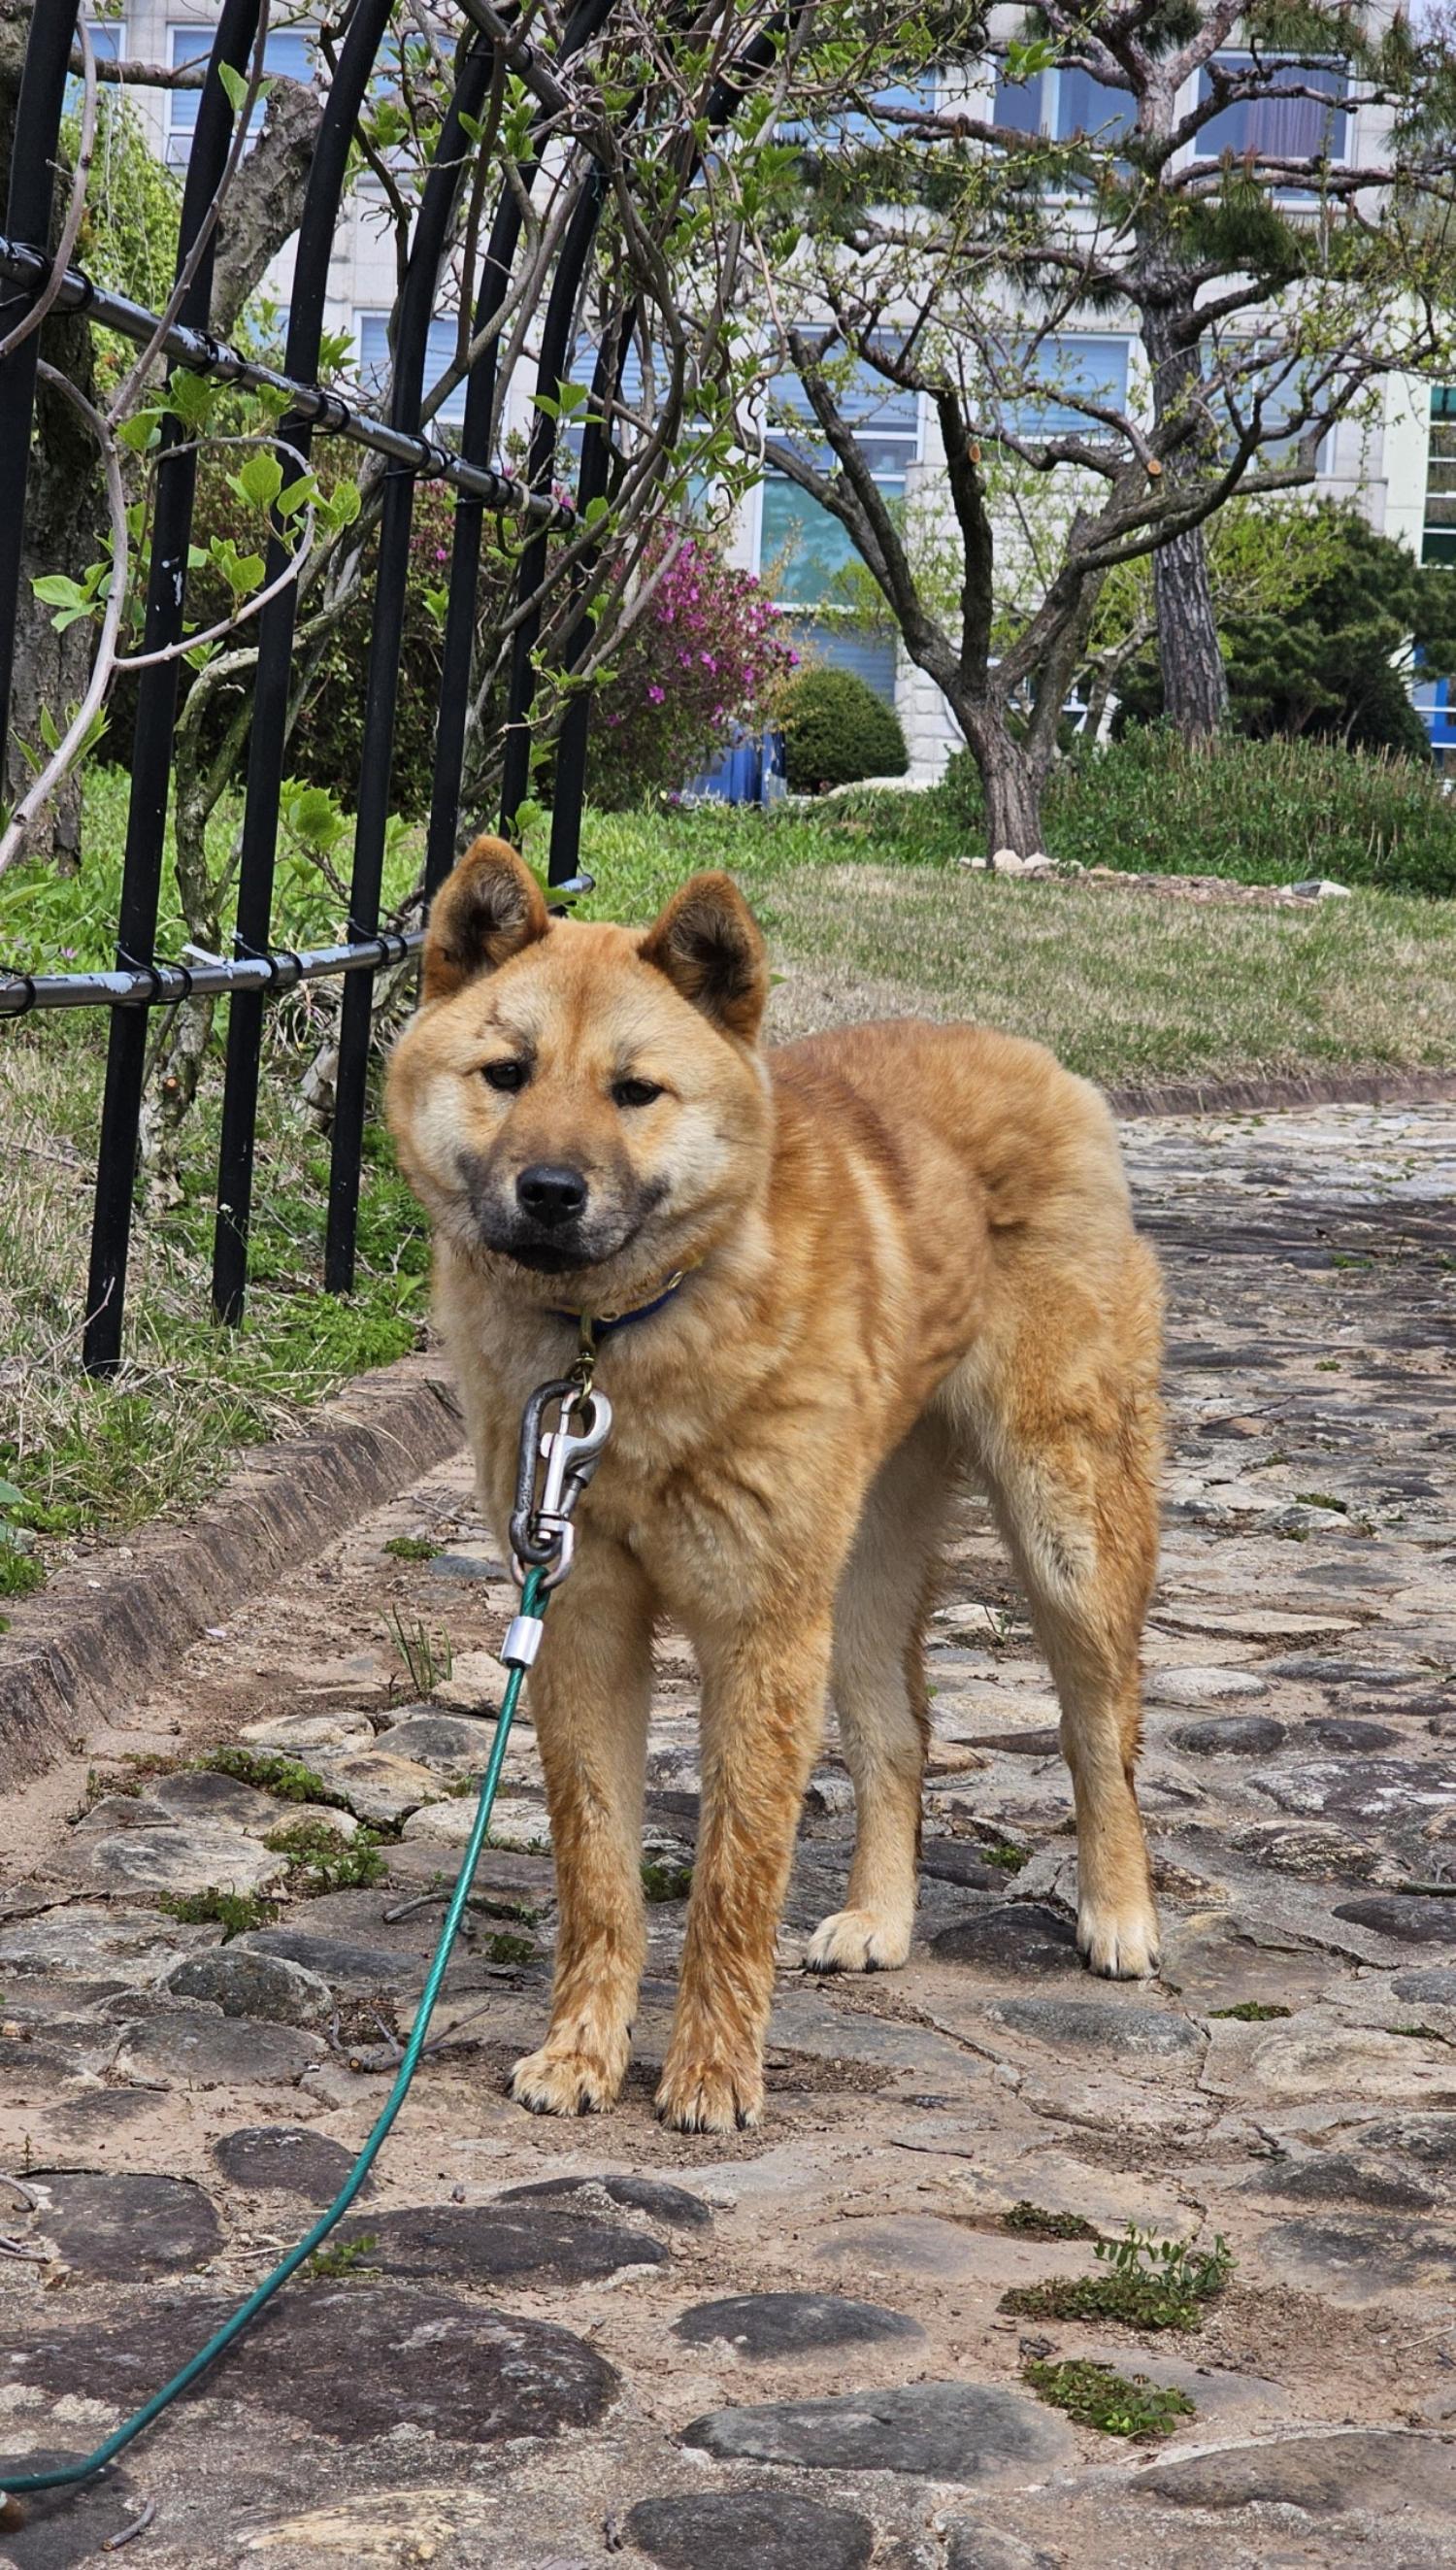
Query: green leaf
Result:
<box><xmin>117</xmin><ymin>408</ymin><xmax>163</xmax><ymax>454</ymax></box>
<box><xmin>166</xmin><ymin>370</ymin><xmax>215</xmax><ymax>429</ymax></box>
<box><xmin>217</xmin><ymin>59</ymin><xmax>271</xmax><ymax>116</ymax></box>
<box><xmin>32</xmin><ymin>575</ymin><xmax>88</xmax><ymax>609</ymax></box>
<box><xmin>234</xmin><ymin>450</ymin><xmax>284</xmax><ymax>509</ymax></box>
<box><xmin>277</xmin><ymin>473</ymin><xmax>318</xmax><ymax>518</ymax></box>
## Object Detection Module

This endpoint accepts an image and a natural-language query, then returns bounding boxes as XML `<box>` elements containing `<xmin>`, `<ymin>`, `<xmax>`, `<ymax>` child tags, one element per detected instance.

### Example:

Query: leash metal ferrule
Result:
<box><xmin>501</xmin><ymin>1611</ymin><xmax>546</xmax><ymax>1668</ymax></box>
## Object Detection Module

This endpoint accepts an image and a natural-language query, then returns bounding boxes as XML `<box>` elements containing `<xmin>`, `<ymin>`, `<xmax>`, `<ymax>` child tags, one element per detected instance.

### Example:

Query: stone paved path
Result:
<box><xmin>2</xmin><ymin>1102</ymin><xmax>1454</xmax><ymax>2570</ymax></box>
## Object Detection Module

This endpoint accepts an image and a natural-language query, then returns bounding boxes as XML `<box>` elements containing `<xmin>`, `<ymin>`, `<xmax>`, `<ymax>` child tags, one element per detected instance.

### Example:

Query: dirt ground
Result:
<box><xmin>1</xmin><ymin>1099</ymin><xmax>1454</xmax><ymax>2569</ymax></box>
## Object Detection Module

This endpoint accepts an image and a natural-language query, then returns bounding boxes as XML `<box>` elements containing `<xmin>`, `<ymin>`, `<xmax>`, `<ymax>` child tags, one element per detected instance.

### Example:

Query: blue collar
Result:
<box><xmin>548</xmin><ymin>1269</ymin><xmax>689</xmax><ymax>1345</ymax></box>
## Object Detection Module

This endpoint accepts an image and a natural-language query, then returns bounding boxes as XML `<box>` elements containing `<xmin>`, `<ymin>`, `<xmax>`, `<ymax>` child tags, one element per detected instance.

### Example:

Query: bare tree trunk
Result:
<box><xmin>1138</xmin><ymin>228</ymin><xmax>1229</xmax><ymax>744</ymax></box>
<box><xmin>962</xmin><ymin>708</ymin><xmax>1042</xmax><ymax>863</ymax></box>
<box><xmin>1152</xmin><ymin>521</ymin><xmax>1227</xmax><ymax>739</ymax></box>
<box><xmin>1</xmin><ymin>7</ymin><xmax>105</xmax><ymax>869</ymax></box>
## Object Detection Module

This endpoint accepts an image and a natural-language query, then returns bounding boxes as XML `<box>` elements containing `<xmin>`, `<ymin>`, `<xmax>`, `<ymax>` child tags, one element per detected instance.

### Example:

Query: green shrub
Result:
<box><xmin>1114</xmin><ymin>501</ymin><xmax>1456</xmax><ymax>761</ymax></box>
<box><xmin>1043</xmin><ymin>726</ymin><xmax>1456</xmax><ymax>896</ymax></box>
<box><xmin>781</xmin><ymin>666</ymin><xmax>909</xmax><ymax>793</ymax></box>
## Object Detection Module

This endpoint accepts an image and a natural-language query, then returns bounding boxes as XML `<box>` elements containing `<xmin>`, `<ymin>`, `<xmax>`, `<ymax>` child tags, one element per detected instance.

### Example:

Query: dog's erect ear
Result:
<box><xmin>639</xmin><ymin>871</ymin><xmax>769</xmax><ymax>1045</ymax></box>
<box><xmin>421</xmin><ymin>837</ymin><xmax>550</xmax><ymax>1003</ymax></box>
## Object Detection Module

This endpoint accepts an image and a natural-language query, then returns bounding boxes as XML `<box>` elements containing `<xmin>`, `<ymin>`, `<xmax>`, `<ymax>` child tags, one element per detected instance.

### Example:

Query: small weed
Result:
<box><xmin>641</xmin><ymin>1857</ymin><xmax>694</xmax><ymax>1903</ymax></box>
<box><xmin>481</xmin><ymin>1930</ymin><xmax>535</xmax><ymax>1965</ymax></box>
<box><xmin>1002</xmin><ymin>2223</ymin><xmax>1233</xmax><ymax>2332</ymax></box>
<box><xmin>384</xmin><ymin>1536</ymin><xmax>441</xmax><ymax>1562</ymax></box>
<box><xmin>1294</xmin><ymin>1491</ymin><xmax>1349</xmax><ymax>1514</ymax></box>
<box><xmin>1003</xmin><ymin>2201</ymin><xmax>1100</xmax><ymax>2241</ymax></box>
<box><xmin>304</xmin><ymin>2233</ymin><xmax>380</xmax><ymax>2282</ymax></box>
<box><xmin>201</xmin><ymin>1747</ymin><xmax>350</xmax><ymax>1810</ymax></box>
<box><xmin>1208</xmin><ymin>2001</ymin><xmax>1292</xmax><ymax>2022</ymax></box>
<box><xmin>158</xmin><ymin>1888</ymin><xmax>277</xmax><ymax>1940</ymax></box>
<box><xmin>1022</xmin><ymin>2356</ymin><xmax>1194</xmax><ymax>2441</ymax></box>
<box><xmin>982</xmin><ymin>1840</ymin><xmax>1029</xmax><ymax>1873</ymax></box>
<box><xmin>264</xmin><ymin>1819</ymin><xmax>387</xmax><ymax>1895</ymax></box>
<box><xmin>1314</xmin><ymin>1357</ymin><xmax>1342</xmax><ymax>1371</ymax></box>
<box><xmin>0</xmin><ymin>1545</ymin><xmax>44</xmax><ymax>1599</ymax></box>
<box><xmin>1389</xmin><ymin>2022</ymin><xmax>1444</xmax><ymax>2042</ymax></box>
<box><xmin>1329</xmin><ymin>1253</ymin><xmax>1373</xmax><ymax>1271</ymax></box>
<box><xmin>387</xmin><ymin>1610</ymin><xmax>452</xmax><ymax>1696</ymax></box>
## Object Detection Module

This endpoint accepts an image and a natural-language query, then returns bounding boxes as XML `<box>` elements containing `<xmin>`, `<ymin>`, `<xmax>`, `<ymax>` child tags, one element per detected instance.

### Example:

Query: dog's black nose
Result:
<box><xmin>516</xmin><ymin>1164</ymin><xmax>588</xmax><ymax>1227</ymax></box>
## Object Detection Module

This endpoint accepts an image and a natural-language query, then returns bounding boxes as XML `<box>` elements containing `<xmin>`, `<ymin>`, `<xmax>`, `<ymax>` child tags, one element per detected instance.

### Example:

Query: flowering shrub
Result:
<box><xmin>587</xmin><ymin>535</ymin><xmax>798</xmax><ymax>808</ymax></box>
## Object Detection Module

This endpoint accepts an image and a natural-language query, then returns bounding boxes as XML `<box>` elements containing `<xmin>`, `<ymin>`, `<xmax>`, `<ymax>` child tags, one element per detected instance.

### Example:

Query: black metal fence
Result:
<box><xmin>0</xmin><ymin>0</ymin><xmax>733</xmax><ymax>1373</ymax></box>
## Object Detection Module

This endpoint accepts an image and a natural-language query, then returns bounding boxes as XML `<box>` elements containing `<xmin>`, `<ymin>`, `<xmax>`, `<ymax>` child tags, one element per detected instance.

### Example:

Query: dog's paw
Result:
<box><xmin>654</xmin><ymin>2051</ymin><xmax>764</xmax><ymax>2135</ymax></box>
<box><xmin>510</xmin><ymin>2042</ymin><xmax>624</xmax><ymax>2119</ymax></box>
<box><xmin>1076</xmin><ymin>1896</ymin><xmax>1161</xmax><ymax>1981</ymax></box>
<box><xmin>805</xmin><ymin>1906</ymin><xmax>911</xmax><ymax>1975</ymax></box>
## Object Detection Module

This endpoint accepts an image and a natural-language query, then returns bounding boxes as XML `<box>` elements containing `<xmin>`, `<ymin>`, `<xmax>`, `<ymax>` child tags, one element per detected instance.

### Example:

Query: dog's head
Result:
<box><xmin>386</xmin><ymin>838</ymin><xmax>773</xmax><ymax>1300</ymax></box>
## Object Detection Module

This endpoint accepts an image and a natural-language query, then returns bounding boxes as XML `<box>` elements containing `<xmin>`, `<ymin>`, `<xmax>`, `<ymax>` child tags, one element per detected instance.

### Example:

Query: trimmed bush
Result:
<box><xmin>781</xmin><ymin>666</ymin><xmax>909</xmax><ymax>792</ymax></box>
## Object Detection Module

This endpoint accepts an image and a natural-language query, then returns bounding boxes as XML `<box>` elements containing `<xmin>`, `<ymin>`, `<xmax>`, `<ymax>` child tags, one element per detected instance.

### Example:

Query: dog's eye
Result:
<box><xmin>481</xmin><ymin>1060</ymin><xmax>529</xmax><ymax>1093</ymax></box>
<box><xmin>612</xmin><ymin>1077</ymin><xmax>663</xmax><ymax>1110</ymax></box>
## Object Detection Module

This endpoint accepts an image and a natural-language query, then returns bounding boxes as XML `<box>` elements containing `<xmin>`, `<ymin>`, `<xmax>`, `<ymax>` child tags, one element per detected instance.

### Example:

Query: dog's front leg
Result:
<box><xmin>510</xmin><ymin>1540</ymin><xmax>655</xmax><ymax>2118</ymax></box>
<box><xmin>656</xmin><ymin>1605</ymin><xmax>832</xmax><ymax>2134</ymax></box>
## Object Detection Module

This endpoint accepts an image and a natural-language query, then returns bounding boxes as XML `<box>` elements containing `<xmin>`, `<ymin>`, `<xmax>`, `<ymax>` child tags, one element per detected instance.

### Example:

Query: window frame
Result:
<box><xmin>1190</xmin><ymin>50</ymin><xmax>1352</xmax><ymax>195</ymax></box>
<box><xmin>354</xmin><ymin>310</ymin><xmax>469</xmax><ymax>430</ymax></box>
<box><xmin>165</xmin><ymin>19</ymin><xmax>317</xmax><ymax>164</ymax></box>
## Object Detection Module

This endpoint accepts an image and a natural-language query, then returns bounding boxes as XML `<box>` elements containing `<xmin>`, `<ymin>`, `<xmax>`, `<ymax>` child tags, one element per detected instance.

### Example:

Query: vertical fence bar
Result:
<box><xmin>422</xmin><ymin>0</ymin><xmax>617</xmax><ymax>902</ymax></box>
<box><xmin>83</xmin><ymin>0</ymin><xmax>264</xmax><ymax>1377</ymax></box>
<box><xmin>323</xmin><ymin>39</ymin><xmax>495</xmax><ymax>1297</ymax></box>
<box><xmin>498</xmin><ymin>169</ymin><xmax>607</xmax><ymax>844</ymax></box>
<box><xmin>546</xmin><ymin>312</ymin><xmax>633</xmax><ymax>885</ymax></box>
<box><xmin>538</xmin><ymin>20</ymin><xmax>787</xmax><ymax>885</ymax></box>
<box><xmin>211</xmin><ymin>0</ymin><xmax>396</xmax><ymax>1326</ymax></box>
<box><xmin>0</xmin><ymin>0</ymin><xmax>83</xmax><ymax>769</ymax></box>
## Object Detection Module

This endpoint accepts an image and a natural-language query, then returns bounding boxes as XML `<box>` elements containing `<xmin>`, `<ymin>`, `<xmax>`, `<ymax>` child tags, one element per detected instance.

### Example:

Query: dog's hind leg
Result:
<box><xmin>959</xmin><ymin>1239</ymin><xmax>1164</xmax><ymax>1979</ymax></box>
<box><xmin>510</xmin><ymin>1539</ymin><xmax>655</xmax><ymax>2118</ymax></box>
<box><xmin>806</xmin><ymin>1418</ymin><xmax>951</xmax><ymax>1974</ymax></box>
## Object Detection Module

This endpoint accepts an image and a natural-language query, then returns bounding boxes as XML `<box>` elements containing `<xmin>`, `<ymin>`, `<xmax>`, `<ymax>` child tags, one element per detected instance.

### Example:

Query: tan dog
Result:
<box><xmin>386</xmin><ymin>838</ymin><xmax>1164</xmax><ymax>2134</ymax></box>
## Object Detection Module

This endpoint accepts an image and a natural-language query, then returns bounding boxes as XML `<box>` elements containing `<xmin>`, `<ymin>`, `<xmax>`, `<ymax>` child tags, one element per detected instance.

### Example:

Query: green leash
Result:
<box><xmin>1</xmin><ymin>1564</ymin><xmax>550</xmax><ymax>2506</ymax></box>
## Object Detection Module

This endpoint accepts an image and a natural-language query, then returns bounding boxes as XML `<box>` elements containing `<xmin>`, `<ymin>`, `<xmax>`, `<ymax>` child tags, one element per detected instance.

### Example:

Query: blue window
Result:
<box><xmin>357</xmin><ymin>314</ymin><xmax>468</xmax><ymax>428</ymax></box>
<box><xmin>783</xmin><ymin>71</ymin><xmax>939</xmax><ymax>153</ymax></box>
<box><xmin>66</xmin><ymin>17</ymin><xmax>123</xmax><ymax>108</ymax></box>
<box><xmin>787</xmin><ymin>619</ymin><xmax>898</xmax><ymax>704</ymax></box>
<box><xmin>1195</xmin><ymin>55</ymin><xmax>1348</xmax><ymax>168</ymax></box>
<box><xmin>167</xmin><ymin>22</ymin><xmax>315</xmax><ymax>163</ymax></box>
<box><xmin>992</xmin><ymin>62</ymin><xmax>1133</xmax><ymax>146</ymax></box>
<box><xmin>1000</xmin><ymin>335</ymin><xmax>1130</xmax><ymax>439</ymax></box>
<box><xmin>760</xmin><ymin>362</ymin><xmax>919</xmax><ymax>608</ymax></box>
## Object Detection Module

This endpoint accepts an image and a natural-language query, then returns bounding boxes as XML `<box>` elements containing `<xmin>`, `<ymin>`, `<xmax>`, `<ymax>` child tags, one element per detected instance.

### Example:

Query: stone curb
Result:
<box><xmin>1108</xmin><ymin>1067</ymin><xmax>1456</xmax><ymax>1120</ymax></box>
<box><xmin>0</xmin><ymin>1354</ymin><xmax>464</xmax><ymax>1789</ymax></box>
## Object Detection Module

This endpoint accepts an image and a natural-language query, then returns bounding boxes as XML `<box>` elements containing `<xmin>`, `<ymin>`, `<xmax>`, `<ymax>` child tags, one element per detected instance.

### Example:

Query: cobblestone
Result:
<box><xmin>1</xmin><ymin>1102</ymin><xmax>1454</xmax><ymax>2566</ymax></box>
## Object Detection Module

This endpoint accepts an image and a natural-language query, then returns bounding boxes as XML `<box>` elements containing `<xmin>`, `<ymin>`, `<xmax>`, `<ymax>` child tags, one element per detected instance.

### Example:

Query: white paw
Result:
<box><xmin>1077</xmin><ymin>1899</ymin><xmax>1161</xmax><ymax>1980</ymax></box>
<box><xmin>805</xmin><ymin>1906</ymin><xmax>912</xmax><ymax>1975</ymax></box>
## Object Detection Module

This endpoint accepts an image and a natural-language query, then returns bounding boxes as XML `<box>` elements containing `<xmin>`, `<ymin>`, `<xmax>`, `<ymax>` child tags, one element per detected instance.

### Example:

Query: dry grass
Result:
<box><xmin>762</xmin><ymin>864</ymin><xmax>1456</xmax><ymax>1084</ymax></box>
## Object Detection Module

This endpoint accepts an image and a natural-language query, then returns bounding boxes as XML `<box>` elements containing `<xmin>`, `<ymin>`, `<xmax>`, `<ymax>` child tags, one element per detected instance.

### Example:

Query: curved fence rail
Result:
<box><xmin>1</xmin><ymin>0</ymin><xmax>761</xmax><ymax>1371</ymax></box>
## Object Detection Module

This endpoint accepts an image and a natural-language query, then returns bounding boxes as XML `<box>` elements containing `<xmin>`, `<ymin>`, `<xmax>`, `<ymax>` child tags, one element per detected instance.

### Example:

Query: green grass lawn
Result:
<box><xmin>2</xmin><ymin>769</ymin><xmax>1453</xmax><ymax>1555</ymax></box>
